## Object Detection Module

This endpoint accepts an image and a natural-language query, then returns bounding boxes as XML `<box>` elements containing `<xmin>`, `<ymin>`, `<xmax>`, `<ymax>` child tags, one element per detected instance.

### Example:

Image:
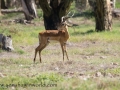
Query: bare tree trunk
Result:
<box><xmin>21</xmin><ymin>0</ymin><xmax>37</xmax><ymax>21</ymax></box>
<box><xmin>0</xmin><ymin>0</ymin><xmax>1</xmax><ymax>15</ymax></box>
<box><xmin>34</xmin><ymin>0</ymin><xmax>40</xmax><ymax>8</ymax></box>
<box><xmin>88</xmin><ymin>0</ymin><xmax>96</xmax><ymax>11</ymax></box>
<box><xmin>1</xmin><ymin>0</ymin><xmax>7</xmax><ymax>9</ymax></box>
<box><xmin>94</xmin><ymin>0</ymin><xmax>112</xmax><ymax>31</ymax></box>
<box><xmin>6</xmin><ymin>0</ymin><xmax>13</xmax><ymax>8</ymax></box>
<box><xmin>6</xmin><ymin>0</ymin><xmax>21</xmax><ymax>8</ymax></box>
<box><xmin>39</xmin><ymin>0</ymin><xmax>73</xmax><ymax>30</ymax></box>
<box><xmin>112</xmin><ymin>0</ymin><xmax>116</xmax><ymax>8</ymax></box>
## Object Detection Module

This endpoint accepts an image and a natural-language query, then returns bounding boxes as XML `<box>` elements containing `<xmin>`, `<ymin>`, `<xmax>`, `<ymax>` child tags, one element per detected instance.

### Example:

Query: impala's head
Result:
<box><xmin>62</xmin><ymin>11</ymin><xmax>74</xmax><ymax>23</ymax></box>
<box><xmin>57</xmin><ymin>16</ymin><xmax>69</xmax><ymax>30</ymax></box>
<box><xmin>58</xmin><ymin>21</ymin><xmax>68</xmax><ymax>31</ymax></box>
<box><xmin>58</xmin><ymin>11</ymin><xmax>74</xmax><ymax>30</ymax></box>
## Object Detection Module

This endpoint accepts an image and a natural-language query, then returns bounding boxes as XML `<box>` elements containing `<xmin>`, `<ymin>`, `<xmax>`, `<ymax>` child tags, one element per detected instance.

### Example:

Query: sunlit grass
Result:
<box><xmin>0</xmin><ymin>12</ymin><xmax>120</xmax><ymax>90</ymax></box>
<box><xmin>69</xmin><ymin>24</ymin><xmax>120</xmax><ymax>43</ymax></box>
<box><xmin>0</xmin><ymin>73</ymin><xmax>63</xmax><ymax>90</ymax></box>
<box><xmin>0</xmin><ymin>72</ymin><xmax>120</xmax><ymax>90</ymax></box>
<box><xmin>116</xmin><ymin>2</ymin><xmax>120</xmax><ymax>8</ymax></box>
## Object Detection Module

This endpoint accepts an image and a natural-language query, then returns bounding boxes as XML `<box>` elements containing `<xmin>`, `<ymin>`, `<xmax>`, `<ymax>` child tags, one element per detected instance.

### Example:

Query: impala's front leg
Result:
<box><xmin>64</xmin><ymin>42</ymin><xmax>69</xmax><ymax>60</ymax></box>
<box><xmin>60</xmin><ymin>42</ymin><xmax>65</xmax><ymax>61</ymax></box>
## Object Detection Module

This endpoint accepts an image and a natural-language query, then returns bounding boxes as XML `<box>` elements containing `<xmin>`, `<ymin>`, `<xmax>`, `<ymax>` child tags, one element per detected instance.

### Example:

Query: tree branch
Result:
<box><xmin>50</xmin><ymin>0</ymin><xmax>60</xmax><ymax>9</ymax></box>
<box><xmin>59</xmin><ymin>0</ymin><xmax>73</xmax><ymax>18</ymax></box>
<box><xmin>39</xmin><ymin>0</ymin><xmax>52</xmax><ymax>17</ymax></box>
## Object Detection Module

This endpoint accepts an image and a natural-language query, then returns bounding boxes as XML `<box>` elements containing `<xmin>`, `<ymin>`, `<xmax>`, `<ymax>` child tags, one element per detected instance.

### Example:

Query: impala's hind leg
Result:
<box><xmin>38</xmin><ymin>39</ymin><xmax>49</xmax><ymax>63</ymax></box>
<box><xmin>38</xmin><ymin>44</ymin><xmax>48</xmax><ymax>63</ymax></box>
<box><xmin>34</xmin><ymin>44</ymin><xmax>42</xmax><ymax>63</ymax></box>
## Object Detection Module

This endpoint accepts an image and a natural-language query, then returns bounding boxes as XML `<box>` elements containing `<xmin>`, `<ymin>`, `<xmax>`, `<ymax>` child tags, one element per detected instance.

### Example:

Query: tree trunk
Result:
<box><xmin>94</xmin><ymin>0</ymin><xmax>112</xmax><ymax>31</ymax></box>
<box><xmin>88</xmin><ymin>0</ymin><xmax>96</xmax><ymax>11</ymax></box>
<box><xmin>39</xmin><ymin>0</ymin><xmax>73</xmax><ymax>30</ymax></box>
<box><xmin>0</xmin><ymin>0</ymin><xmax>1</xmax><ymax>15</ymax></box>
<box><xmin>111</xmin><ymin>0</ymin><xmax>116</xmax><ymax>8</ymax></box>
<box><xmin>6</xmin><ymin>0</ymin><xmax>21</xmax><ymax>8</ymax></box>
<box><xmin>21</xmin><ymin>0</ymin><xmax>37</xmax><ymax>21</ymax></box>
<box><xmin>6</xmin><ymin>0</ymin><xmax>13</xmax><ymax>8</ymax></box>
<box><xmin>1</xmin><ymin>0</ymin><xmax>7</xmax><ymax>9</ymax></box>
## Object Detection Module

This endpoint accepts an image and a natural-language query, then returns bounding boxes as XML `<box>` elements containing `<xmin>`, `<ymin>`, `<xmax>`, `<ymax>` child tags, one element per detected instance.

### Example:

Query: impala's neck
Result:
<box><xmin>64</xmin><ymin>26</ymin><xmax>69</xmax><ymax>39</ymax></box>
<box><xmin>58</xmin><ymin>24</ymin><xmax>69</xmax><ymax>39</ymax></box>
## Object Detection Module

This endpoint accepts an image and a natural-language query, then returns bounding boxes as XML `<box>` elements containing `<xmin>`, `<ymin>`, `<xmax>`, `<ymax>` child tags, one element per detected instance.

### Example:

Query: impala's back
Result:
<box><xmin>39</xmin><ymin>30</ymin><xmax>65</xmax><ymax>41</ymax></box>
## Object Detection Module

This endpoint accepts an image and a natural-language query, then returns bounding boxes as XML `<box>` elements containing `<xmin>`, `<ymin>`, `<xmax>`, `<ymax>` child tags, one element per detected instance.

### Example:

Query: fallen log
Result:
<box><xmin>112</xmin><ymin>9</ymin><xmax>120</xmax><ymax>18</ymax></box>
<box><xmin>1</xmin><ymin>9</ymin><xmax>23</xmax><ymax>13</ymax></box>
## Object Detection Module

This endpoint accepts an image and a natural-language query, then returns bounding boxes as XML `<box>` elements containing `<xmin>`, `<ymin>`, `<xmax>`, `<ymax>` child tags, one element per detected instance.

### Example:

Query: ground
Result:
<box><xmin>0</xmin><ymin>41</ymin><xmax>120</xmax><ymax>78</ymax></box>
<box><xmin>0</xmin><ymin>13</ymin><xmax>120</xmax><ymax>90</ymax></box>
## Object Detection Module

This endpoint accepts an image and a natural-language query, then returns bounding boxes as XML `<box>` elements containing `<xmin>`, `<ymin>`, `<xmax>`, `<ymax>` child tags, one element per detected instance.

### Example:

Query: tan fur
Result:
<box><xmin>33</xmin><ymin>24</ymin><xmax>69</xmax><ymax>63</ymax></box>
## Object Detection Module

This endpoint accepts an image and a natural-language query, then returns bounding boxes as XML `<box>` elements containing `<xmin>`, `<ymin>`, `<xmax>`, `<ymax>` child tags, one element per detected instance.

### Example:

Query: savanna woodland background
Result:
<box><xmin>0</xmin><ymin>0</ymin><xmax>120</xmax><ymax>90</ymax></box>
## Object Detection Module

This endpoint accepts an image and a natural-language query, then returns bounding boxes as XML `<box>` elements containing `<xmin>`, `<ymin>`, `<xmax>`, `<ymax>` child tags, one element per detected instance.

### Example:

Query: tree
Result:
<box><xmin>88</xmin><ymin>0</ymin><xmax>96</xmax><ymax>11</ymax></box>
<box><xmin>21</xmin><ymin>0</ymin><xmax>37</xmax><ymax>21</ymax></box>
<box><xmin>94</xmin><ymin>0</ymin><xmax>112</xmax><ymax>31</ymax></box>
<box><xmin>112</xmin><ymin>0</ymin><xmax>116</xmax><ymax>8</ymax></box>
<box><xmin>0</xmin><ymin>0</ymin><xmax>1</xmax><ymax>15</ymax></box>
<box><xmin>75</xmin><ymin>0</ymin><xmax>89</xmax><ymax>12</ymax></box>
<box><xmin>1</xmin><ymin>0</ymin><xmax>7</xmax><ymax>9</ymax></box>
<box><xmin>6</xmin><ymin>0</ymin><xmax>21</xmax><ymax>8</ymax></box>
<box><xmin>38</xmin><ymin>0</ymin><xmax>73</xmax><ymax>30</ymax></box>
<box><xmin>1</xmin><ymin>0</ymin><xmax>22</xmax><ymax>14</ymax></box>
<box><xmin>6</xmin><ymin>0</ymin><xmax>15</xmax><ymax>8</ymax></box>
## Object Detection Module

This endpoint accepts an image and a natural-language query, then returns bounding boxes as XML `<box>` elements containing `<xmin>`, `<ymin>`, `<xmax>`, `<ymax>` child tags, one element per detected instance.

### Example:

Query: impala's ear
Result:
<box><xmin>61</xmin><ymin>16</ymin><xmax>65</xmax><ymax>22</ymax></box>
<box><xmin>61</xmin><ymin>11</ymin><xmax>75</xmax><ymax>22</ymax></box>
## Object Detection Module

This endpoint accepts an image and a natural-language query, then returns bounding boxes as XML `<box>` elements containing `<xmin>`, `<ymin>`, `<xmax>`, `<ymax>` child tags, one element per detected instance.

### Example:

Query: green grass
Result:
<box><xmin>116</xmin><ymin>0</ymin><xmax>120</xmax><ymax>8</ymax></box>
<box><xmin>0</xmin><ymin>12</ymin><xmax>120</xmax><ymax>90</ymax></box>
<box><xmin>0</xmin><ymin>73</ymin><xmax>120</xmax><ymax>90</ymax></box>
<box><xmin>69</xmin><ymin>23</ymin><xmax>120</xmax><ymax>43</ymax></box>
<box><xmin>16</xmin><ymin>48</ymin><xmax>25</xmax><ymax>54</ymax></box>
<box><xmin>0</xmin><ymin>13</ymin><xmax>20</xmax><ymax>20</ymax></box>
<box><xmin>0</xmin><ymin>73</ymin><xmax>61</xmax><ymax>90</ymax></box>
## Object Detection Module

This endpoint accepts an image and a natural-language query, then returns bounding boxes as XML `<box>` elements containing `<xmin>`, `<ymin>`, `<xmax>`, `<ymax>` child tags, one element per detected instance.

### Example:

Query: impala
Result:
<box><xmin>33</xmin><ymin>16</ymin><xmax>71</xmax><ymax>63</ymax></box>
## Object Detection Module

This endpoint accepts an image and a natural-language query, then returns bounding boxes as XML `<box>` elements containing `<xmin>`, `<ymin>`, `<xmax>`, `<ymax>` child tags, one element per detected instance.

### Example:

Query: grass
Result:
<box><xmin>116</xmin><ymin>0</ymin><xmax>120</xmax><ymax>8</ymax></box>
<box><xmin>0</xmin><ymin>11</ymin><xmax>120</xmax><ymax>90</ymax></box>
<box><xmin>0</xmin><ymin>74</ymin><xmax>120</xmax><ymax>90</ymax></box>
<box><xmin>0</xmin><ymin>73</ymin><xmax>60</xmax><ymax>90</ymax></box>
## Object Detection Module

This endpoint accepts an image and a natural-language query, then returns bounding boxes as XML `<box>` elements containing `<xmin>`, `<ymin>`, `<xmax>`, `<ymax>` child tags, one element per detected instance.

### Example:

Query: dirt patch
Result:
<box><xmin>0</xmin><ymin>41</ymin><xmax>120</xmax><ymax>79</ymax></box>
